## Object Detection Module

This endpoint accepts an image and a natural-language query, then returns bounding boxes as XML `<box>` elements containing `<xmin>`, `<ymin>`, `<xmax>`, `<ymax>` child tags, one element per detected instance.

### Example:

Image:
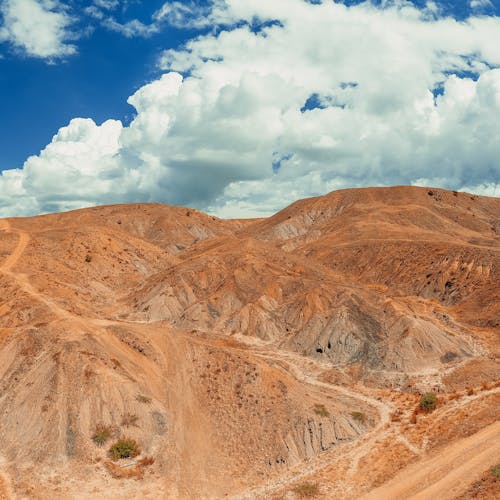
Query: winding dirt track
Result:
<box><xmin>361</xmin><ymin>421</ymin><xmax>500</xmax><ymax>500</ymax></box>
<box><xmin>0</xmin><ymin>220</ymin><xmax>29</xmax><ymax>272</ymax></box>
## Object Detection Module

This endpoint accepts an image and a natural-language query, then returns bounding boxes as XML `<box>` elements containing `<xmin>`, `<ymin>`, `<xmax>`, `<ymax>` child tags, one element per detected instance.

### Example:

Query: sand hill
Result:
<box><xmin>0</xmin><ymin>186</ymin><xmax>498</xmax><ymax>499</ymax></box>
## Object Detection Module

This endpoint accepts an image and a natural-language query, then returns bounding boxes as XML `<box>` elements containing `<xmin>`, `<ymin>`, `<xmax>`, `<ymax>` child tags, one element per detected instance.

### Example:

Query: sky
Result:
<box><xmin>0</xmin><ymin>0</ymin><xmax>499</xmax><ymax>218</ymax></box>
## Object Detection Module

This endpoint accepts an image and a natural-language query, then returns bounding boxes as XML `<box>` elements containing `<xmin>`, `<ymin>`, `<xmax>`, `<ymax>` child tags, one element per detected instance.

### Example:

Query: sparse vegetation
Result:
<box><xmin>92</xmin><ymin>424</ymin><xmax>117</xmax><ymax>446</ymax></box>
<box><xmin>351</xmin><ymin>411</ymin><xmax>366</xmax><ymax>423</ymax></box>
<box><xmin>293</xmin><ymin>482</ymin><xmax>320</xmax><ymax>497</ymax></box>
<box><xmin>136</xmin><ymin>394</ymin><xmax>152</xmax><ymax>404</ymax></box>
<box><xmin>313</xmin><ymin>404</ymin><xmax>329</xmax><ymax>417</ymax></box>
<box><xmin>108</xmin><ymin>438</ymin><xmax>140</xmax><ymax>460</ymax></box>
<box><xmin>492</xmin><ymin>464</ymin><xmax>500</xmax><ymax>478</ymax></box>
<box><xmin>419</xmin><ymin>392</ymin><xmax>438</xmax><ymax>413</ymax></box>
<box><xmin>121</xmin><ymin>412</ymin><xmax>139</xmax><ymax>427</ymax></box>
<box><xmin>85</xmin><ymin>254</ymin><xmax>92</xmax><ymax>263</ymax></box>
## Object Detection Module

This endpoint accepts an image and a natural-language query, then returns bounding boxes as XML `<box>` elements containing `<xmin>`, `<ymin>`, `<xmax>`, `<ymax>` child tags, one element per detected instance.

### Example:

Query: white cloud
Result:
<box><xmin>100</xmin><ymin>1</ymin><xmax>228</xmax><ymax>38</ymax></box>
<box><xmin>1</xmin><ymin>0</ymin><xmax>499</xmax><ymax>217</ymax></box>
<box><xmin>93</xmin><ymin>0</ymin><xmax>119</xmax><ymax>10</ymax></box>
<box><xmin>0</xmin><ymin>0</ymin><xmax>76</xmax><ymax>59</ymax></box>
<box><xmin>103</xmin><ymin>17</ymin><xmax>161</xmax><ymax>38</ymax></box>
<box><xmin>470</xmin><ymin>0</ymin><xmax>493</xmax><ymax>10</ymax></box>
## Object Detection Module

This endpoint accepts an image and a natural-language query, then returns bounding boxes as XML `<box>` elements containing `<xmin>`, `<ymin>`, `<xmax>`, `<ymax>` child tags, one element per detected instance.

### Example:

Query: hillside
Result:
<box><xmin>0</xmin><ymin>186</ymin><xmax>498</xmax><ymax>499</ymax></box>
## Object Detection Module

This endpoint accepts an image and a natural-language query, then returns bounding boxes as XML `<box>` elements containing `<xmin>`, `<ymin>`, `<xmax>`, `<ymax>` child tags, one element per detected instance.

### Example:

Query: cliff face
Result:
<box><xmin>0</xmin><ymin>186</ymin><xmax>498</xmax><ymax>498</ymax></box>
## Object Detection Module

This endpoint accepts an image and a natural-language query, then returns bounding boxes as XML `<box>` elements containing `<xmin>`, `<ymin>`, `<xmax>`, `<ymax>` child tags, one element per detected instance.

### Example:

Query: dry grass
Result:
<box><xmin>121</xmin><ymin>412</ymin><xmax>139</xmax><ymax>427</ymax></box>
<box><xmin>292</xmin><ymin>482</ymin><xmax>320</xmax><ymax>497</ymax></box>
<box><xmin>92</xmin><ymin>424</ymin><xmax>118</xmax><ymax>447</ymax></box>
<box><xmin>313</xmin><ymin>404</ymin><xmax>329</xmax><ymax>417</ymax></box>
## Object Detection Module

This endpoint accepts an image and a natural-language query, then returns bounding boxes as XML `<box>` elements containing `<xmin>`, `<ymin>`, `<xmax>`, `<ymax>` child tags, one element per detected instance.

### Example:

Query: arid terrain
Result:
<box><xmin>0</xmin><ymin>186</ymin><xmax>498</xmax><ymax>499</ymax></box>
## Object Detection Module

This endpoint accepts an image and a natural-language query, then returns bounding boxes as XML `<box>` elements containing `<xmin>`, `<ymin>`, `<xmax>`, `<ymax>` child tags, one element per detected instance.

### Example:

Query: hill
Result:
<box><xmin>0</xmin><ymin>187</ymin><xmax>498</xmax><ymax>499</ymax></box>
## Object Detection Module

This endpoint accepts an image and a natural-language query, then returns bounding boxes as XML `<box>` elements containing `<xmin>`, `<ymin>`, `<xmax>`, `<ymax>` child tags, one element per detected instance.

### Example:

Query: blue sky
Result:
<box><xmin>0</xmin><ymin>0</ymin><xmax>202</xmax><ymax>169</ymax></box>
<box><xmin>0</xmin><ymin>0</ymin><xmax>499</xmax><ymax>217</ymax></box>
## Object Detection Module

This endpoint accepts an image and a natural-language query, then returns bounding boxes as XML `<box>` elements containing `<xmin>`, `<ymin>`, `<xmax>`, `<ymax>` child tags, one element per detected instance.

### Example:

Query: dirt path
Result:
<box><xmin>0</xmin><ymin>220</ymin><xmax>77</xmax><ymax>322</ymax></box>
<box><xmin>0</xmin><ymin>220</ymin><xmax>29</xmax><ymax>272</ymax></box>
<box><xmin>361</xmin><ymin>421</ymin><xmax>500</xmax><ymax>500</ymax></box>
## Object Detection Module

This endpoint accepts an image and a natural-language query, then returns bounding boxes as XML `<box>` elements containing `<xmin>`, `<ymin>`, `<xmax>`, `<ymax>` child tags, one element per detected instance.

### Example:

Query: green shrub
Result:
<box><xmin>136</xmin><ymin>394</ymin><xmax>152</xmax><ymax>404</ymax></box>
<box><xmin>293</xmin><ymin>482</ymin><xmax>320</xmax><ymax>497</ymax></box>
<box><xmin>92</xmin><ymin>424</ymin><xmax>116</xmax><ymax>446</ymax></box>
<box><xmin>313</xmin><ymin>404</ymin><xmax>329</xmax><ymax>417</ymax></box>
<box><xmin>419</xmin><ymin>393</ymin><xmax>438</xmax><ymax>413</ymax></box>
<box><xmin>108</xmin><ymin>438</ymin><xmax>140</xmax><ymax>460</ymax></box>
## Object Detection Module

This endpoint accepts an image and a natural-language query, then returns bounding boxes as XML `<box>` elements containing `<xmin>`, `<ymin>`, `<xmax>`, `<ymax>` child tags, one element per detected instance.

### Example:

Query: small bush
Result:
<box><xmin>293</xmin><ymin>482</ymin><xmax>320</xmax><ymax>497</ymax></box>
<box><xmin>313</xmin><ymin>404</ymin><xmax>329</xmax><ymax>417</ymax></box>
<box><xmin>419</xmin><ymin>393</ymin><xmax>437</xmax><ymax>413</ymax></box>
<box><xmin>492</xmin><ymin>464</ymin><xmax>500</xmax><ymax>478</ymax></box>
<box><xmin>85</xmin><ymin>254</ymin><xmax>92</xmax><ymax>263</ymax></box>
<box><xmin>121</xmin><ymin>413</ymin><xmax>139</xmax><ymax>427</ymax></box>
<box><xmin>136</xmin><ymin>394</ymin><xmax>152</xmax><ymax>404</ymax></box>
<box><xmin>92</xmin><ymin>424</ymin><xmax>117</xmax><ymax>447</ymax></box>
<box><xmin>108</xmin><ymin>438</ymin><xmax>140</xmax><ymax>460</ymax></box>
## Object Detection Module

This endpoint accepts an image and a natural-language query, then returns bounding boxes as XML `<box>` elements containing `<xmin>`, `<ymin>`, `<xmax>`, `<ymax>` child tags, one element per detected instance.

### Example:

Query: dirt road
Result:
<box><xmin>361</xmin><ymin>420</ymin><xmax>500</xmax><ymax>500</ymax></box>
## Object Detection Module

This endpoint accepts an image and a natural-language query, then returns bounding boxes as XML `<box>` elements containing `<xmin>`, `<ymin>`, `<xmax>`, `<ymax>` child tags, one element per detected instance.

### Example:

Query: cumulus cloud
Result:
<box><xmin>1</xmin><ymin>0</ymin><xmax>499</xmax><ymax>217</ymax></box>
<box><xmin>0</xmin><ymin>0</ymin><xmax>76</xmax><ymax>59</ymax></box>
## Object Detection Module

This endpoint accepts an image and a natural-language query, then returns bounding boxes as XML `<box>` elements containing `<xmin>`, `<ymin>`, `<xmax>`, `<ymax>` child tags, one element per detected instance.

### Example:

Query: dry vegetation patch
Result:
<box><xmin>92</xmin><ymin>424</ymin><xmax>119</xmax><ymax>447</ymax></box>
<box><xmin>121</xmin><ymin>412</ymin><xmax>139</xmax><ymax>427</ymax></box>
<box><xmin>312</xmin><ymin>404</ymin><xmax>329</xmax><ymax>417</ymax></box>
<box><xmin>292</xmin><ymin>482</ymin><xmax>320</xmax><ymax>497</ymax></box>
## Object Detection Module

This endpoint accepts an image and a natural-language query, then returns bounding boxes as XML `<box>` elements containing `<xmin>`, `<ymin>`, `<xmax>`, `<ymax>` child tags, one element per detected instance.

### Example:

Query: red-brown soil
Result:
<box><xmin>0</xmin><ymin>186</ymin><xmax>498</xmax><ymax>498</ymax></box>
